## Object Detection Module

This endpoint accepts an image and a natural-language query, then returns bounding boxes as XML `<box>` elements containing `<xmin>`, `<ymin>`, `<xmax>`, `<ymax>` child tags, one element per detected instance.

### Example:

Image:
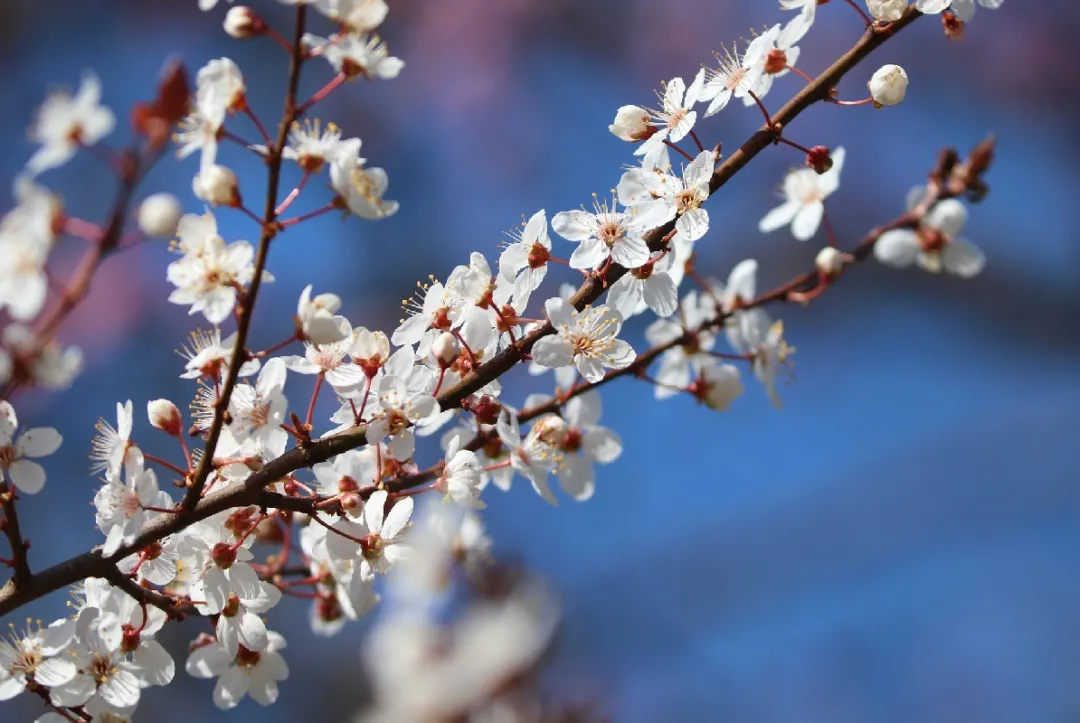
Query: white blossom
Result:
<box><xmin>0</xmin><ymin>400</ymin><xmax>62</xmax><ymax>495</ymax></box>
<box><xmin>532</xmin><ymin>298</ymin><xmax>635</xmax><ymax>383</ymax></box>
<box><xmin>874</xmin><ymin>195</ymin><xmax>985</xmax><ymax>277</ymax></box>
<box><xmin>185</xmin><ymin>631</ymin><xmax>288</xmax><ymax>710</ymax></box>
<box><xmin>27</xmin><ymin>72</ymin><xmax>115</xmax><ymax>176</ymax></box>
<box><xmin>758</xmin><ymin>147</ymin><xmax>846</xmax><ymax>241</ymax></box>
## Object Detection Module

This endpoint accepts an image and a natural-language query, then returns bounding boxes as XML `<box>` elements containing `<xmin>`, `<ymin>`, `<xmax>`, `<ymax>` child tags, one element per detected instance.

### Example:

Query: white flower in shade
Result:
<box><xmin>0</xmin><ymin>234</ymin><xmax>48</xmax><ymax>322</ymax></box>
<box><xmin>689</xmin><ymin>360</ymin><xmax>744</xmax><ymax>411</ymax></box>
<box><xmin>442</xmin><ymin>423</ymin><xmax>514</xmax><ymax>494</ymax></box>
<box><xmin>869</xmin><ymin>64</ymin><xmax>908</xmax><ymax>106</ymax></box>
<box><xmin>498</xmin><ymin>209</ymin><xmax>552</xmax><ymax>311</ymax></box>
<box><xmin>224</xmin><ymin>358</ymin><xmax>290</xmax><ymax>458</ymax></box>
<box><xmin>304</xmin><ymin>32</ymin><xmax>404</xmax><ymax>80</ymax></box>
<box><xmin>867</xmin><ymin>0</ymin><xmax>908</xmax><ymax>22</ymax></box>
<box><xmin>780</xmin><ymin>0</ymin><xmax>818</xmax><ymax>31</ymax></box>
<box><xmin>366</xmin><ymin>359</ymin><xmax>438</xmax><ymax>461</ymax></box>
<box><xmin>532</xmin><ymin>298</ymin><xmax>635</xmax><ymax>383</ymax></box>
<box><xmin>185</xmin><ymin>631</ymin><xmax>288</xmax><ymax>710</ymax></box>
<box><xmin>186</xmin><ymin>516</ymin><xmax>263</xmax><ymax>615</ymax></box>
<box><xmin>312</xmin><ymin>447</ymin><xmax>377</xmax><ymax>513</ymax></box>
<box><xmin>27</xmin><ymin>72</ymin><xmax>115</xmax><ymax>176</ymax></box>
<box><xmin>635</xmin><ymin>70</ymin><xmax>707</xmax><ymax>157</ymax></box>
<box><xmin>350</xmin><ymin>327</ymin><xmax>392</xmax><ymax>377</ymax></box>
<box><xmin>700</xmin><ymin>37</ymin><xmax>770</xmax><ymax>118</ymax></box>
<box><xmin>0</xmin><ymin>324</ymin><xmax>82</xmax><ymax>390</ymax></box>
<box><xmin>758</xmin><ymin>147</ymin><xmax>845</xmax><ymax>241</ymax></box>
<box><xmin>174</xmin><ymin>109</ymin><xmax>220</xmax><ymax>171</ymax></box>
<box><xmin>296</xmin><ymin>284</ymin><xmax>351</xmax><ymax>345</ymax></box>
<box><xmin>435</xmin><ymin>437</ymin><xmax>484</xmax><ymax>508</ymax></box>
<box><xmin>207</xmin><ymin>584</ymin><xmax>282</xmax><ymax>658</ymax></box>
<box><xmin>282</xmin><ymin>121</ymin><xmax>360</xmax><ymax>174</ymax></box>
<box><xmin>2</xmin><ymin>176</ymin><xmax>63</xmax><ymax>247</ymax></box>
<box><xmin>325</xmin><ymin>490</ymin><xmax>413</xmax><ymax>578</ymax></box>
<box><xmin>0</xmin><ymin>618</ymin><xmax>77</xmax><ymax>701</ymax></box>
<box><xmin>90</xmin><ymin>400</ymin><xmax>133</xmax><ymax>481</ymax></box>
<box><xmin>607</xmin><ymin>253</ymin><xmax>679</xmax><ymax>319</ymax></box>
<box><xmin>550</xmin><ymin>391</ymin><xmax>622</xmax><ymax>502</ymax></box>
<box><xmin>496</xmin><ymin>412</ymin><xmax>557</xmax><ymax>505</ymax></box>
<box><xmin>196</xmin><ymin>58</ymin><xmax>245</xmax><ymax>129</ymax></box>
<box><xmin>330</xmin><ymin>151</ymin><xmax>399</xmax><ymax>220</ymax></box>
<box><xmin>608</xmin><ymin>105</ymin><xmax>651</xmax><ymax>143</ymax></box>
<box><xmin>0</xmin><ymin>401</ymin><xmax>62</xmax><ymax>495</ymax></box>
<box><xmin>874</xmin><ymin>196</ymin><xmax>985</xmax><ymax>277</ymax></box>
<box><xmin>552</xmin><ymin>194</ymin><xmax>670</xmax><ymax>271</ymax></box>
<box><xmin>49</xmin><ymin>608</ymin><xmax>173</xmax><ymax>711</ymax></box>
<box><xmin>94</xmin><ymin>447</ymin><xmax>171</xmax><ymax>556</ymax></box>
<box><xmin>392</xmin><ymin>278</ymin><xmax>458</xmax><ymax>348</ymax></box>
<box><xmin>167</xmin><ymin>213</ymin><xmax>258</xmax><ymax>324</ymax></box>
<box><xmin>727</xmin><ymin>309</ymin><xmax>794</xmax><ymax>409</ymax></box>
<box><xmin>915</xmin><ymin>0</ymin><xmax>1003</xmax><ymax>22</ymax></box>
<box><xmin>312</xmin><ymin>0</ymin><xmax>388</xmax><ymax>32</ymax></box>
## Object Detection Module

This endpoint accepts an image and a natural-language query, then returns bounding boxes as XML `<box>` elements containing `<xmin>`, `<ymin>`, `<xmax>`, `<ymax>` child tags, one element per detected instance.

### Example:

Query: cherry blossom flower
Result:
<box><xmin>869</xmin><ymin>64</ymin><xmax>909</xmax><ymax>106</ymax></box>
<box><xmin>312</xmin><ymin>447</ymin><xmax>377</xmax><ymax>513</ymax></box>
<box><xmin>608</xmin><ymin>105</ymin><xmax>652</xmax><ymax>143</ymax></box>
<box><xmin>635</xmin><ymin>70</ymin><xmax>706</xmax><ymax>157</ymax></box>
<box><xmin>90</xmin><ymin>400</ymin><xmax>133</xmax><ymax>481</ymax></box>
<box><xmin>0</xmin><ymin>400</ymin><xmax>62</xmax><ymax>495</ymax></box>
<box><xmin>311</xmin><ymin>0</ymin><xmax>389</xmax><ymax>32</ymax></box>
<box><xmin>185</xmin><ymin>631</ymin><xmax>288</xmax><ymax>710</ymax></box>
<box><xmin>94</xmin><ymin>447</ymin><xmax>172</xmax><ymax>556</ymax></box>
<box><xmin>868</xmin><ymin>0</ymin><xmax>908</xmax><ymax>22</ymax></box>
<box><xmin>550</xmin><ymin>391</ymin><xmax>622</xmax><ymax>501</ymax></box>
<box><xmin>304</xmin><ymin>32</ymin><xmax>404</xmax><ymax>80</ymax></box>
<box><xmin>532</xmin><ymin>298</ymin><xmax>635</xmax><ymax>383</ymax></box>
<box><xmin>689</xmin><ymin>360</ymin><xmax>744</xmax><ymax>411</ymax></box>
<box><xmin>173</xmin><ymin>109</ymin><xmax>220</xmax><ymax>171</ymax></box>
<box><xmin>552</xmin><ymin>193</ymin><xmax>669</xmax><ymax>271</ymax></box>
<box><xmin>442</xmin><ymin>423</ymin><xmax>514</xmax><ymax>494</ymax></box>
<box><xmin>644</xmin><ymin>290</ymin><xmax>718</xmax><ymax>399</ymax></box>
<box><xmin>222</xmin><ymin>358</ymin><xmax>290</xmax><ymax>459</ymax></box>
<box><xmin>435</xmin><ymin>437</ymin><xmax>484</xmax><ymax>508</ymax></box>
<box><xmin>185</xmin><ymin>514</ymin><xmax>263</xmax><ymax>615</ymax></box>
<box><xmin>606</xmin><ymin>252</ymin><xmax>679</xmax><ymax>319</ymax></box>
<box><xmin>746</xmin><ymin>17</ymin><xmax>811</xmax><ymax>103</ymax></box>
<box><xmin>366</xmin><ymin>359</ymin><xmax>438</xmax><ymax>461</ymax></box>
<box><xmin>325</xmin><ymin>490</ymin><xmax>414</xmax><ymax>577</ymax></box>
<box><xmin>179</xmin><ymin>327</ymin><xmax>261</xmax><ymax>380</ymax></box>
<box><xmin>628</xmin><ymin>148</ymin><xmax>715</xmax><ymax>244</ymax></box>
<box><xmin>207</xmin><ymin>584</ymin><xmax>282</xmax><ymax>658</ymax></box>
<box><xmin>330</xmin><ymin>151</ymin><xmax>399</xmax><ymax>220</ymax></box>
<box><xmin>27</xmin><ymin>72</ymin><xmax>115</xmax><ymax>176</ymax></box>
<box><xmin>916</xmin><ymin>0</ymin><xmax>1004</xmax><ymax>22</ymax></box>
<box><xmin>0</xmin><ymin>324</ymin><xmax>82</xmax><ymax>389</ymax></box>
<box><xmin>495</xmin><ymin>412</ymin><xmax>557</xmax><ymax>505</ymax></box>
<box><xmin>874</xmin><ymin>196</ymin><xmax>985</xmax><ymax>277</ymax></box>
<box><xmin>0</xmin><ymin>618</ymin><xmax>77</xmax><ymax>701</ymax></box>
<box><xmin>727</xmin><ymin>308</ymin><xmax>794</xmax><ymax>409</ymax></box>
<box><xmin>758</xmin><ymin>147</ymin><xmax>846</xmax><ymax>241</ymax></box>
<box><xmin>498</xmin><ymin>209</ymin><xmax>552</xmax><ymax>312</ymax></box>
<box><xmin>283</xmin><ymin>121</ymin><xmax>360</xmax><ymax>174</ymax></box>
<box><xmin>196</xmin><ymin>58</ymin><xmax>245</xmax><ymax>129</ymax></box>
<box><xmin>700</xmin><ymin>38</ymin><xmax>770</xmax><ymax>118</ymax></box>
<box><xmin>166</xmin><ymin>211</ymin><xmax>261</xmax><ymax>324</ymax></box>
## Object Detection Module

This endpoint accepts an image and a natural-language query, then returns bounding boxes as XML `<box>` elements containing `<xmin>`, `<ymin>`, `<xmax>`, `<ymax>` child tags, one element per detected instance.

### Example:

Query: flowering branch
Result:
<box><xmin>0</xmin><ymin>5</ymin><xmax>931</xmax><ymax>618</ymax></box>
<box><xmin>182</xmin><ymin>5</ymin><xmax>308</xmax><ymax>513</ymax></box>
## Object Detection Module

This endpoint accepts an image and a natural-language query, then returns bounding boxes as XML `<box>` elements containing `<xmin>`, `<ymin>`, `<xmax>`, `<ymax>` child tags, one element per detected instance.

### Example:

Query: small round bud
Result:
<box><xmin>193</xmin><ymin>164</ymin><xmax>241</xmax><ymax>207</ymax></box>
<box><xmin>868</xmin><ymin>64</ymin><xmax>908</xmax><ymax>107</ymax></box>
<box><xmin>815</xmin><ymin>247</ymin><xmax>846</xmax><ymax>278</ymax></box>
<box><xmin>147</xmin><ymin>399</ymin><xmax>182</xmax><ymax>436</ymax></box>
<box><xmin>942</xmin><ymin>12</ymin><xmax>965</xmax><ymax>41</ymax></box>
<box><xmin>137</xmin><ymin>193</ymin><xmax>182</xmax><ymax>238</ymax></box>
<box><xmin>608</xmin><ymin>105</ymin><xmax>654</xmax><ymax>142</ymax></box>
<box><xmin>866</xmin><ymin>0</ymin><xmax>907</xmax><ymax>23</ymax></box>
<box><xmin>224</xmin><ymin>7</ymin><xmax>266</xmax><ymax>39</ymax></box>
<box><xmin>805</xmin><ymin>145</ymin><xmax>833</xmax><ymax>175</ymax></box>
<box><xmin>431</xmin><ymin>332</ymin><xmax>460</xmax><ymax>368</ymax></box>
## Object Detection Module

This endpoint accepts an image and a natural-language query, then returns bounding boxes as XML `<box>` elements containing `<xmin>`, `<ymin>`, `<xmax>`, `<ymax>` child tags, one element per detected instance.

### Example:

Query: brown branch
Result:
<box><xmin>182</xmin><ymin>5</ymin><xmax>308</xmax><ymax>512</ymax></box>
<box><xmin>0</xmin><ymin>8</ymin><xmax>926</xmax><ymax>618</ymax></box>
<box><xmin>101</xmin><ymin>567</ymin><xmax>199</xmax><ymax>621</ymax></box>
<box><xmin>0</xmin><ymin>483</ymin><xmax>31</xmax><ymax>584</ymax></box>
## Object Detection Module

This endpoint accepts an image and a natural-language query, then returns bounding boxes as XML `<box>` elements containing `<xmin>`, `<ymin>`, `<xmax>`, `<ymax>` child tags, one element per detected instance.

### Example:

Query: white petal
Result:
<box><xmin>531</xmin><ymin>337</ymin><xmax>574</xmax><ymax>370</ymax></box>
<box><xmin>758</xmin><ymin>200</ymin><xmax>800</xmax><ymax>233</ymax></box>
<box><xmin>9</xmin><ymin>459</ymin><xmax>45</xmax><ymax>494</ymax></box>
<box><xmin>791</xmin><ymin>202</ymin><xmax>824</xmax><ymax>241</ymax></box>
<box><xmin>873</xmin><ymin>230</ymin><xmax>920</xmax><ymax>268</ymax></box>
<box><xmin>942</xmin><ymin>239</ymin><xmax>985</xmax><ymax>278</ymax></box>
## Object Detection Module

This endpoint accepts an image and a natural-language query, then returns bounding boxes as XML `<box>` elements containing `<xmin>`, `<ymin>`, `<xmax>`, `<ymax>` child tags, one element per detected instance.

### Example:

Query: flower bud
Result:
<box><xmin>815</xmin><ymin>247</ymin><xmax>845</xmax><ymax>278</ymax></box>
<box><xmin>147</xmin><ymin>399</ymin><xmax>182</xmax><ymax>436</ymax></box>
<box><xmin>193</xmin><ymin>164</ymin><xmax>241</xmax><ymax>207</ymax></box>
<box><xmin>805</xmin><ymin>145</ymin><xmax>833</xmax><ymax>175</ymax></box>
<box><xmin>608</xmin><ymin>105</ymin><xmax>653</xmax><ymax>142</ymax></box>
<box><xmin>224</xmin><ymin>7</ymin><xmax>266</xmax><ymax>39</ymax></box>
<box><xmin>868</xmin><ymin>64</ymin><xmax>908</xmax><ymax>107</ymax></box>
<box><xmin>431</xmin><ymin>332</ymin><xmax>460</xmax><ymax>368</ymax></box>
<box><xmin>137</xmin><ymin>193</ymin><xmax>182</xmax><ymax>238</ymax></box>
<box><xmin>866</xmin><ymin>0</ymin><xmax>907</xmax><ymax>22</ymax></box>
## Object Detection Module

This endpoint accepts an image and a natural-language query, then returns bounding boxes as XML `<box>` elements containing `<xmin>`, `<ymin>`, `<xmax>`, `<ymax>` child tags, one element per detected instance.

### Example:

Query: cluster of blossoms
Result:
<box><xmin>0</xmin><ymin>1</ymin><xmax>1002</xmax><ymax>720</ymax></box>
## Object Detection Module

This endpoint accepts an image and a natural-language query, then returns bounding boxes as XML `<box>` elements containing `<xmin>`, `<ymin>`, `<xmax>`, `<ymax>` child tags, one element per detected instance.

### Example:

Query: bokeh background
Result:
<box><xmin>2</xmin><ymin>1</ymin><xmax>1079</xmax><ymax>721</ymax></box>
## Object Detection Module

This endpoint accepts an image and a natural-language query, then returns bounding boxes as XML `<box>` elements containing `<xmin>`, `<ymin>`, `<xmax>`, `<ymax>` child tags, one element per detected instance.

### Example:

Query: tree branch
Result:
<box><xmin>0</xmin><ymin>8</ymin><xmax>926</xmax><ymax>618</ymax></box>
<box><xmin>182</xmin><ymin>5</ymin><xmax>308</xmax><ymax>512</ymax></box>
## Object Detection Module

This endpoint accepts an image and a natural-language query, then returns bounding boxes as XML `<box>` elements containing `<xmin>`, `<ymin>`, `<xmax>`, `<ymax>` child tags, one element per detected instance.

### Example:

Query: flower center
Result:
<box><xmin>598</xmin><ymin>222</ymin><xmax>624</xmax><ymax>248</ymax></box>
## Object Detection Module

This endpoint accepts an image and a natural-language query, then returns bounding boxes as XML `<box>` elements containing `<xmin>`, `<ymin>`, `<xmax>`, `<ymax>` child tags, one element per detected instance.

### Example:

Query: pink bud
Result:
<box><xmin>224</xmin><ymin>7</ymin><xmax>266</xmax><ymax>39</ymax></box>
<box><xmin>147</xmin><ymin>399</ymin><xmax>182</xmax><ymax>436</ymax></box>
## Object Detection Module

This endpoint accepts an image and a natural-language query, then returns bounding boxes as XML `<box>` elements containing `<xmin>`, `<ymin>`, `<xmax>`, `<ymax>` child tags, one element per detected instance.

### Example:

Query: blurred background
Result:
<box><xmin>2</xmin><ymin>1</ymin><xmax>1079</xmax><ymax>721</ymax></box>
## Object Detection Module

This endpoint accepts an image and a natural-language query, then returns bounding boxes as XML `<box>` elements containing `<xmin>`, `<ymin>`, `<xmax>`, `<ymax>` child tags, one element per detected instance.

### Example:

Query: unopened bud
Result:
<box><xmin>866</xmin><ymin>0</ymin><xmax>906</xmax><ymax>22</ymax></box>
<box><xmin>224</xmin><ymin>7</ymin><xmax>266</xmax><ymax>38</ymax></box>
<box><xmin>431</xmin><ymin>332</ymin><xmax>460</xmax><ymax>368</ymax></box>
<box><xmin>868</xmin><ymin>64</ymin><xmax>908</xmax><ymax>107</ymax></box>
<box><xmin>806</xmin><ymin>145</ymin><xmax>833</xmax><ymax>174</ymax></box>
<box><xmin>137</xmin><ymin>193</ymin><xmax>182</xmax><ymax>238</ymax></box>
<box><xmin>466</xmin><ymin>395</ymin><xmax>502</xmax><ymax>426</ymax></box>
<box><xmin>942</xmin><ymin>12</ymin><xmax>965</xmax><ymax>41</ymax></box>
<box><xmin>147</xmin><ymin>399</ymin><xmax>182</xmax><ymax>436</ymax></box>
<box><xmin>609</xmin><ymin>105</ymin><xmax>653</xmax><ymax>142</ymax></box>
<box><xmin>815</xmin><ymin>247</ymin><xmax>845</xmax><ymax>278</ymax></box>
<box><xmin>193</xmin><ymin>164</ymin><xmax>241</xmax><ymax>207</ymax></box>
